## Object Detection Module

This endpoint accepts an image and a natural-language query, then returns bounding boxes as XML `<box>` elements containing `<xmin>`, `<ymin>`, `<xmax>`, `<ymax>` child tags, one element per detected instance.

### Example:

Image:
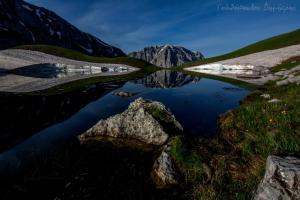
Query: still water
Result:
<box><xmin>0</xmin><ymin>70</ymin><xmax>249</xmax><ymax>174</ymax></box>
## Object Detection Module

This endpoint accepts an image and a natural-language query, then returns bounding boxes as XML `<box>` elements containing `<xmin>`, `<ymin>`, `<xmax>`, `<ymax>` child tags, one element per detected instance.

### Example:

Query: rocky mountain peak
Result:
<box><xmin>128</xmin><ymin>45</ymin><xmax>204</xmax><ymax>68</ymax></box>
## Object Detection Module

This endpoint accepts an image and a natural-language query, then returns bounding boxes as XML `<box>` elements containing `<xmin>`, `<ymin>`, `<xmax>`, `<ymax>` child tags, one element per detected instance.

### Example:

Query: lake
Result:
<box><xmin>0</xmin><ymin>70</ymin><xmax>250</xmax><ymax>199</ymax></box>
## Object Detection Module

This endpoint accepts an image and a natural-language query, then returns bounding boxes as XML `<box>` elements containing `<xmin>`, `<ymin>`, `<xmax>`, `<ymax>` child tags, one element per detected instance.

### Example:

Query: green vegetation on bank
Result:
<box><xmin>171</xmin><ymin>81</ymin><xmax>300</xmax><ymax>199</ymax></box>
<box><xmin>14</xmin><ymin>44</ymin><xmax>151</xmax><ymax>69</ymax></box>
<box><xmin>271</xmin><ymin>56</ymin><xmax>300</xmax><ymax>72</ymax></box>
<box><xmin>182</xmin><ymin>28</ymin><xmax>300</xmax><ymax>68</ymax></box>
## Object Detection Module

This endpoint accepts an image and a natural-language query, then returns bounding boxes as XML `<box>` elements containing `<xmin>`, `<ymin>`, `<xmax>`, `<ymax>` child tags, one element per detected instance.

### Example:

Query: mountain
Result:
<box><xmin>0</xmin><ymin>0</ymin><xmax>125</xmax><ymax>57</ymax></box>
<box><xmin>133</xmin><ymin>70</ymin><xmax>200</xmax><ymax>88</ymax></box>
<box><xmin>128</xmin><ymin>45</ymin><xmax>204</xmax><ymax>68</ymax></box>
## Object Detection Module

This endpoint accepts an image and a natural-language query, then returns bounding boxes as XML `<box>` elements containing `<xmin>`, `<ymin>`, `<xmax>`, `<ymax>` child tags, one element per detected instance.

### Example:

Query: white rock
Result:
<box><xmin>253</xmin><ymin>155</ymin><xmax>300</xmax><ymax>200</ymax></box>
<box><xmin>261</xmin><ymin>94</ymin><xmax>271</xmax><ymax>99</ymax></box>
<box><xmin>151</xmin><ymin>145</ymin><xmax>178</xmax><ymax>189</ymax></box>
<box><xmin>78</xmin><ymin>98</ymin><xmax>183</xmax><ymax>146</ymax></box>
<box><xmin>268</xmin><ymin>99</ymin><xmax>281</xmax><ymax>103</ymax></box>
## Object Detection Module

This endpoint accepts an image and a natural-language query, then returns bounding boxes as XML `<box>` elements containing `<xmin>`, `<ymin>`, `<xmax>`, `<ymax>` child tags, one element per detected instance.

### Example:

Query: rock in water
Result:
<box><xmin>78</xmin><ymin>98</ymin><xmax>183</xmax><ymax>146</ymax></box>
<box><xmin>253</xmin><ymin>155</ymin><xmax>300</xmax><ymax>200</ymax></box>
<box><xmin>112</xmin><ymin>91</ymin><xmax>139</xmax><ymax>98</ymax></box>
<box><xmin>78</xmin><ymin>98</ymin><xmax>182</xmax><ymax>189</ymax></box>
<box><xmin>128</xmin><ymin>45</ymin><xmax>204</xmax><ymax>68</ymax></box>
<box><xmin>0</xmin><ymin>0</ymin><xmax>125</xmax><ymax>57</ymax></box>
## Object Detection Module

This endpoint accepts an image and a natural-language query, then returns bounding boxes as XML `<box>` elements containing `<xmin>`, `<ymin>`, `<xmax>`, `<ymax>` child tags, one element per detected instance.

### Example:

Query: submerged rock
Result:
<box><xmin>113</xmin><ymin>91</ymin><xmax>139</xmax><ymax>98</ymax></box>
<box><xmin>253</xmin><ymin>155</ymin><xmax>300</xmax><ymax>200</ymax></box>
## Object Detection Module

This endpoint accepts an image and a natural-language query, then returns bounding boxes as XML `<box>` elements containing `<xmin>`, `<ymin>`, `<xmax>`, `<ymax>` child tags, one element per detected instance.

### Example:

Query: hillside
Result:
<box><xmin>183</xmin><ymin>28</ymin><xmax>300</xmax><ymax>67</ymax></box>
<box><xmin>15</xmin><ymin>45</ymin><xmax>154</xmax><ymax>69</ymax></box>
<box><xmin>0</xmin><ymin>0</ymin><xmax>124</xmax><ymax>57</ymax></box>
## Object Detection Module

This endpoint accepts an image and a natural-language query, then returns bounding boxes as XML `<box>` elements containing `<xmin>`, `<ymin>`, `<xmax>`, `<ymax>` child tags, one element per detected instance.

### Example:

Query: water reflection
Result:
<box><xmin>10</xmin><ymin>63</ymin><xmax>130</xmax><ymax>78</ymax></box>
<box><xmin>0</xmin><ymin>81</ymin><xmax>125</xmax><ymax>152</ymax></box>
<box><xmin>188</xmin><ymin>64</ymin><xmax>255</xmax><ymax>75</ymax></box>
<box><xmin>133</xmin><ymin>70</ymin><xmax>200</xmax><ymax>88</ymax></box>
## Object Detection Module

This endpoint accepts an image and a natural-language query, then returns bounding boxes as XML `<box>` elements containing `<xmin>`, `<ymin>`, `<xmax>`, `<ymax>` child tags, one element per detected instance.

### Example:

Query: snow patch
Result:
<box><xmin>47</xmin><ymin>18</ymin><xmax>52</xmax><ymax>23</ymax></box>
<box><xmin>56</xmin><ymin>32</ymin><xmax>62</xmax><ymax>39</ymax></box>
<box><xmin>0</xmin><ymin>26</ymin><xmax>8</xmax><ymax>31</ymax></box>
<box><xmin>19</xmin><ymin>21</ymin><xmax>36</xmax><ymax>42</ymax></box>
<box><xmin>187</xmin><ymin>63</ymin><xmax>254</xmax><ymax>75</ymax></box>
<box><xmin>19</xmin><ymin>21</ymin><xmax>26</xmax><ymax>27</ymax></box>
<box><xmin>96</xmin><ymin>38</ymin><xmax>110</xmax><ymax>47</ymax></box>
<box><xmin>22</xmin><ymin>4</ymin><xmax>34</xmax><ymax>12</ymax></box>
<box><xmin>158</xmin><ymin>45</ymin><xmax>172</xmax><ymax>54</ymax></box>
<box><xmin>79</xmin><ymin>45</ymin><xmax>94</xmax><ymax>54</ymax></box>
<box><xmin>49</xmin><ymin>28</ymin><xmax>54</xmax><ymax>36</ymax></box>
<box><xmin>35</xmin><ymin>9</ymin><xmax>42</xmax><ymax>20</ymax></box>
<box><xmin>29</xmin><ymin>32</ymin><xmax>36</xmax><ymax>42</ymax></box>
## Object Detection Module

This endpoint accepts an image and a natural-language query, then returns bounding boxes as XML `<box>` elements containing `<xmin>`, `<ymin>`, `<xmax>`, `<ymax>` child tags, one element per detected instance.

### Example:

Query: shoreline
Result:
<box><xmin>184</xmin><ymin>44</ymin><xmax>300</xmax><ymax>85</ymax></box>
<box><xmin>0</xmin><ymin>49</ymin><xmax>139</xmax><ymax>93</ymax></box>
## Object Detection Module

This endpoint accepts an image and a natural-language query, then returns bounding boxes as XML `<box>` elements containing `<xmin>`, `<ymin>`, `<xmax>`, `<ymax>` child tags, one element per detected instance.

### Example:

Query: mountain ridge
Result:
<box><xmin>0</xmin><ymin>0</ymin><xmax>125</xmax><ymax>57</ymax></box>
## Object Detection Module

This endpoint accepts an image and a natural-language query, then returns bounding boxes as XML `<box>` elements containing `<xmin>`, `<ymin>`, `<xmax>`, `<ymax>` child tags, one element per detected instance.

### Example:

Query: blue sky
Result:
<box><xmin>26</xmin><ymin>0</ymin><xmax>300</xmax><ymax>57</ymax></box>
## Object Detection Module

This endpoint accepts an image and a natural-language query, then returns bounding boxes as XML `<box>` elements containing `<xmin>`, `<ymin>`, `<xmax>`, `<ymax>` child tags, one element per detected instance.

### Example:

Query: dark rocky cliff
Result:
<box><xmin>129</xmin><ymin>45</ymin><xmax>204</xmax><ymax>67</ymax></box>
<box><xmin>0</xmin><ymin>0</ymin><xmax>125</xmax><ymax>57</ymax></box>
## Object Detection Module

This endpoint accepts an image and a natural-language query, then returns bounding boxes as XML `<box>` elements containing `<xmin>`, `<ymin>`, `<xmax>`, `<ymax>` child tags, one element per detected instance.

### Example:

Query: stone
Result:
<box><xmin>268</xmin><ymin>99</ymin><xmax>281</xmax><ymax>103</ymax></box>
<box><xmin>253</xmin><ymin>155</ymin><xmax>300</xmax><ymax>200</ymax></box>
<box><xmin>261</xmin><ymin>94</ymin><xmax>271</xmax><ymax>99</ymax></box>
<box><xmin>112</xmin><ymin>91</ymin><xmax>138</xmax><ymax>98</ymax></box>
<box><xmin>78</xmin><ymin>98</ymin><xmax>183</xmax><ymax>146</ymax></box>
<box><xmin>151</xmin><ymin>144</ymin><xmax>178</xmax><ymax>189</ymax></box>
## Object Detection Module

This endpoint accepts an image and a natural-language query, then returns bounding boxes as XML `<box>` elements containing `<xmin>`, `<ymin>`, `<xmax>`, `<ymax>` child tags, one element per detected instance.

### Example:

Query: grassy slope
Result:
<box><xmin>271</xmin><ymin>55</ymin><xmax>300</xmax><ymax>72</ymax></box>
<box><xmin>13</xmin><ymin>45</ymin><xmax>160</xmax><ymax>95</ymax></box>
<box><xmin>182</xmin><ymin>28</ymin><xmax>300</xmax><ymax>68</ymax></box>
<box><xmin>14</xmin><ymin>44</ymin><xmax>152</xmax><ymax>69</ymax></box>
<box><xmin>171</xmin><ymin>65</ymin><xmax>300</xmax><ymax>199</ymax></box>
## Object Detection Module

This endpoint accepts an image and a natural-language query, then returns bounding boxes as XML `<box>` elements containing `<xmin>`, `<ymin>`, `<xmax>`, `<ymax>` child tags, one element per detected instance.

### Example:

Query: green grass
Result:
<box><xmin>271</xmin><ymin>56</ymin><xmax>300</xmax><ymax>72</ymax></box>
<box><xmin>171</xmin><ymin>82</ymin><xmax>300</xmax><ymax>199</ymax></box>
<box><xmin>14</xmin><ymin>44</ymin><xmax>152</xmax><ymax>69</ymax></box>
<box><xmin>182</xmin><ymin>28</ymin><xmax>300</xmax><ymax>68</ymax></box>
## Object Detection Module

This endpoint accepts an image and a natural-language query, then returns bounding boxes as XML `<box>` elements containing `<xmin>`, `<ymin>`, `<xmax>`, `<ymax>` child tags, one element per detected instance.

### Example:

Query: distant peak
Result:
<box><xmin>129</xmin><ymin>45</ymin><xmax>204</xmax><ymax>68</ymax></box>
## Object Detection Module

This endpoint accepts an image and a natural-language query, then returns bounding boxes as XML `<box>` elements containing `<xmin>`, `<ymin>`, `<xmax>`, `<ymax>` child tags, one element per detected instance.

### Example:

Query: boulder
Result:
<box><xmin>253</xmin><ymin>155</ymin><xmax>300</xmax><ymax>200</ymax></box>
<box><xmin>78</xmin><ymin>98</ymin><xmax>182</xmax><ymax>189</ymax></box>
<box><xmin>78</xmin><ymin>98</ymin><xmax>183</xmax><ymax>146</ymax></box>
<box><xmin>151</xmin><ymin>144</ymin><xmax>178</xmax><ymax>189</ymax></box>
